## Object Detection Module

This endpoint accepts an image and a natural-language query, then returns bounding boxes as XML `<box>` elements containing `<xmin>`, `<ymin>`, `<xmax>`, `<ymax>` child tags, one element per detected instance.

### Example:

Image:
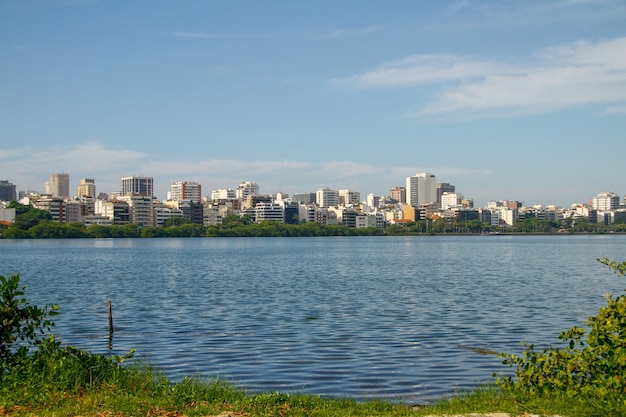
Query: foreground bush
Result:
<box><xmin>0</xmin><ymin>273</ymin><xmax>57</xmax><ymax>369</ymax></box>
<box><xmin>496</xmin><ymin>258</ymin><xmax>626</xmax><ymax>406</ymax></box>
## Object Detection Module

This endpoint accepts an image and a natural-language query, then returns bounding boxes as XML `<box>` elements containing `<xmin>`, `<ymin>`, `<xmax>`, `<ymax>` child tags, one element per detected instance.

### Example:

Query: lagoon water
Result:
<box><xmin>1</xmin><ymin>235</ymin><xmax>625</xmax><ymax>403</ymax></box>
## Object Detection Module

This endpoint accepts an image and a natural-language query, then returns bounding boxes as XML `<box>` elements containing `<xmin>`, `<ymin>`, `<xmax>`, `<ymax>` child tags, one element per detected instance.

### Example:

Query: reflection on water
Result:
<box><xmin>1</xmin><ymin>235</ymin><xmax>624</xmax><ymax>403</ymax></box>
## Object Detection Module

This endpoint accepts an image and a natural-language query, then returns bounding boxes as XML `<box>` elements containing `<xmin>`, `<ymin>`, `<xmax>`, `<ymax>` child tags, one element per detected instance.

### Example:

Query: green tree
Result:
<box><xmin>7</xmin><ymin>203</ymin><xmax>52</xmax><ymax>230</ymax></box>
<box><xmin>163</xmin><ymin>217</ymin><xmax>192</xmax><ymax>227</ymax></box>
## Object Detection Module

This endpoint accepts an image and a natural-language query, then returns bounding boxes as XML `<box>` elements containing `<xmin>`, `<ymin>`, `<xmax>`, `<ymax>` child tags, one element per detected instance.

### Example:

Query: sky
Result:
<box><xmin>1</xmin><ymin>0</ymin><xmax>625</xmax><ymax>207</ymax></box>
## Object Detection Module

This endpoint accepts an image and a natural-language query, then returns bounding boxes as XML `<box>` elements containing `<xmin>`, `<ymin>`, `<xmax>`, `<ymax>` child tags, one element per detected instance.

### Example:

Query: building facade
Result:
<box><xmin>0</xmin><ymin>180</ymin><xmax>17</xmax><ymax>202</ymax></box>
<box><xmin>338</xmin><ymin>189</ymin><xmax>361</xmax><ymax>205</ymax></box>
<box><xmin>236</xmin><ymin>181</ymin><xmax>260</xmax><ymax>201</ymax></box>
<box><xmin>592</xmin><ymin>192</ymin><xmax>620</xmax><ymax>211</ymax></box>
<box><xmin>46</xmin><ymin>173</ymin><xmax>70</xmax><ymax>198</ymax></box>
<box><xmin>405</xmin><ymin>173</ymin><xmax>436</xmax><ymax>208</ymax></box>
<box><xmin>117</xmin><ymin>195</ymin><xmax>155</xmax><ymax>226</ymax></box>
<box><xmin>255</xmin><ymin>202</ymin><xmax>284</xmax><ymax>223</ymax></box>
<box><xmin>167</xmin><ymin>181</ymin><xmax>202</xmax><ymax>203</ymax></box>
<box><xmin>77</xmin><ymin>178</ymin><xmax>96</xmax><ymax>198</ymax></box>
<box><xmin>436</xmin><ymin>182</ymin><xmax>455</xmax><ymax>207</ymax></box>
<box><xmin>388</xmin><ymin>186</ymin><xmax>406</xmax><ymax>204</ymax></box>
<box><xmin>316</xmin><ymin>188</ymin><xmax>338</xmax><ymax>208</ymax></box>
<box><xmin>121</xmin><ymin>176</ymin><xmax>154</xmax><ymax>197</ymax></box>
<box><xmin>211</xmin><ymin>188</ymin><xmax>236</xmax><ymax>200</ymax></box>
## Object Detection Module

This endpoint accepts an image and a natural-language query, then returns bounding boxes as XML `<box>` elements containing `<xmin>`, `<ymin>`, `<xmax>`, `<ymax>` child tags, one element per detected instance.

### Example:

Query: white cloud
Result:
<box><xmin>333</xmin><ymin>54</ymin><xmax>502</xmax><ymax>88</ymax></box>
<box><xmin>336</xmin><ymin>37</ymin><xmax>626</xmax><ymax>119</ymax></box>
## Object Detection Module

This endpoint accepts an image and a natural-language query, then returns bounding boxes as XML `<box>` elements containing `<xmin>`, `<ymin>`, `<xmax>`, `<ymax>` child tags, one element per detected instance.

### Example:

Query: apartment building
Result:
<box><xmin>316</xmin><ymin>188</ymin><xmax>338</xmax><ymax>208</ymax></box>
<box><xmin>211</xmin><ymin>188</ymin><xmax>236</xmax><ymax>200</ymax></box>
<box><xmin>168</xmin><ymin>181</ymin><xmax>202</xmax><ymax>203</ymax></box>
<box><xmin>118</xmin><ymin>195</ymin><xmax>155</xmax><ymax>227</ymax></box>
<box><xmin>97</xmin><ymin>200</ymin><xmax>130</xmax><ymax>225</ymax></box>
<box><xmin>77</xmin><ymin>179</ymin><xmax>96</xmax><ymax>198</ymax></box>
<box><xmin>255</xmin><ymin>202</ymin><xmax>284</xmax><ymax>223</ymax></box>
<box><xmin>121</xmin><ymin>176</ymin><xmax>154</xmax><ymax>197</ymax></box>
<box><xmin>237</xmin><ymin>181</ymin><xmax>259</xmax><ymax>201</ymax></box>
<box><xmin>338</xmin><ymin>189</ymin><xmax>360</xmax><ymax>205</ymax></box>
<box><xmin>592</xmin><ymin>192</ymin><xmax>620</xmax><ymax>211</ymax></box>
<box><xmin>388</xmin><ymin>186</ymin><xmax>405</xmax><ymax>204</ymax></box>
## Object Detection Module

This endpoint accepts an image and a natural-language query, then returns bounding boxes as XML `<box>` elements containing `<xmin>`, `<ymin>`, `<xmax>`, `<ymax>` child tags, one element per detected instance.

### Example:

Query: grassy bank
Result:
<box><xmin>1</xmin><ymin>347</ymin><xmax>622</xmax><ymax>417</ymax></box>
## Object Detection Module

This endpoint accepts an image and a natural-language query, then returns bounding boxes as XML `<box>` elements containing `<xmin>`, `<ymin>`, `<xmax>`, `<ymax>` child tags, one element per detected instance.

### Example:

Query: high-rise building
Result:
<box><xmin>0</xmin><ymin>180</ymin><xmax>17</xmax><ymax>202</ymax></box>
<box><xmin>236</xmin><ymin>181</ymin><xmax>259</xmax><ymax>201</ymax></box>
<box><xmin>77</xmin><ymin>178</ymin><xmax>96</xmax><ymax>198</ymax></box>
<box><xmin>405</xmin><ymin>173</ymin><xmax>436</xmax><ymax>208</ymax></box>
<box><xmin>436</xmin><ymin>182</ymin><xmax>455</xmax><ymax>207</ymax></box>
<box><xmin>46</xmin><ymin>172</ymin><xmax>70</xmax><ymax>198</ymax></box>
<box><xmin>389</xmin><ymin>186</ymin><xmax>406</xmax><ymax>204</ymax></box>
<box><xmin>167</xmin><ymin>181</ymin><xmax>202</xmax><ymax>203</ymax></box>
<box><xmin>121</xmin><ymin>176</ymin><xmax>154</xmax><ymax>197</ymax></box>
<box><xmin>316</xmin><ymin>188</ymin><xmax>339</xmax><ymax>208</ymax></box>
<box><xmin>338</xmin><ymin>189</ymin><xmax>361</xmax><ymax>205</ymax></box>
<box><xmin>118</xmin><ymin>194</ymin><xmax>155</xmax><ymax>226</ymax></box>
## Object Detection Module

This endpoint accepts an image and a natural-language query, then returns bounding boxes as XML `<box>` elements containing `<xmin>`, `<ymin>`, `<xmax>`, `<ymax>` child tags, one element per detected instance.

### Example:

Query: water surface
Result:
<box><xmin>1</xmin><ymin>235</ymin><xmax>624</xmax><ymax>403</ymax></box>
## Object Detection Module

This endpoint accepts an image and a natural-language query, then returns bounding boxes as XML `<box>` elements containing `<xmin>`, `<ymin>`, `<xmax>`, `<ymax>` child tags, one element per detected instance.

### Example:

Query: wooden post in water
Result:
<box><xmin>107</xmin><ymin>300</ymin><xmax>114</xmax><ymax>334</ymax></box>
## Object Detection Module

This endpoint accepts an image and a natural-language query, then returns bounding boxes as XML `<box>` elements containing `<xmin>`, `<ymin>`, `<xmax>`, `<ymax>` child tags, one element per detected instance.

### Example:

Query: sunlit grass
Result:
<box><xmin>2</xmin><ymin>354</ymin><xmax>624</xmax><ymax>417</ymax></box>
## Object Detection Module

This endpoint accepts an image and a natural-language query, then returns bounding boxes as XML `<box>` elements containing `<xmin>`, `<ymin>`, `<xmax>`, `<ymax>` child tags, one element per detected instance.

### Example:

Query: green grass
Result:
<box><xmin>2</xmin><ymin>347</ymin><xmax>625</xmax><ymax>417</ymax></box>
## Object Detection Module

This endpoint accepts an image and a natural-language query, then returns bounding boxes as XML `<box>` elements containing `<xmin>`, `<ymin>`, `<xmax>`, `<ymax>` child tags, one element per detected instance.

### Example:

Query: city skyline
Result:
<box><xmin>2</xmin><ymin>171</ymin><xmax>623</xmax><ymax>210</ymax></box>
<box><xmin>1</xmin><ymin>1</ymin><xmax>625</xmax><ymax>207</ymax></box>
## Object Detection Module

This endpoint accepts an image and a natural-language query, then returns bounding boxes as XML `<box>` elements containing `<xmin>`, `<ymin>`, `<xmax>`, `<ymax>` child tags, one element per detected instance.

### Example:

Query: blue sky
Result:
<box><xmin>1</xmin><ymin>0</ymin><xmax>625</xmax><ymax>207</ymax></box>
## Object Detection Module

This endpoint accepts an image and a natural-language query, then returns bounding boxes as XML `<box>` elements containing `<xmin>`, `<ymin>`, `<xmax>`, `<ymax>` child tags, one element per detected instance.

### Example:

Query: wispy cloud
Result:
<box><xmin>444</xmin><ymin>0</ymin><xmax>626</xmax><ymax>27</ymax></box>
<box><xmin>1</xmin><ymin>142</ymin><xmax>396</xmax><ymax>197</ymax></box>
<box><xmin>324</xmin><ymin>25</ymin><xmax>386</xmax><ymax>39</ymax></box>
<box><xmin>335</xmin><ymin>37</ymin><xmax>626</xmax><ymax>119</ymax></box>
<box><xmin>605</xmin><ymin>105</ymin><xmax>626</xmax><ymax>114</ymax></box>
<box><xmin>333</xmin><ymin>54</ymin><xmax>507</xmax><ymax>88</ymax></box>
<box><xmin>169</xmin><ymin>31</ymin><xmax>274</xmax><ymax>40</ymax></box>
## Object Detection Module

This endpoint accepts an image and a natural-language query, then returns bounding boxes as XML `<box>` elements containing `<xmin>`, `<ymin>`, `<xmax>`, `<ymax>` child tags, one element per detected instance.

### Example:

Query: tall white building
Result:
<box><xmin>405</xmin><ymin>173</ymin><xmax>436</xmax><ymax>208</ymax></box>
<box><xmin>316</xmin><ymin>188</ymin><xmax>339</xmax><ymax>208</ymax></box>
<box><xmin>167</xmin><ymin>181</ymin><xmax>201</xmax><ymax>203</ymax></box>
<box><xmin>592</xmin><ymin>192</ymin><xmax>620</xmax><ymax>210</ymax></box>
<box><xmin>46</xmin><ymin>172</ymin><xmax>70</xmax><ymax>198</ymax></box>
<box><xmin>121</xmin><ymin>176</ymin><xmax>154</xmax><ymax>197</ymax></box>
<box><xmin>236</xmin><ymin>181</ymin><xmax>260</xmax><ymax>201</ymax></box>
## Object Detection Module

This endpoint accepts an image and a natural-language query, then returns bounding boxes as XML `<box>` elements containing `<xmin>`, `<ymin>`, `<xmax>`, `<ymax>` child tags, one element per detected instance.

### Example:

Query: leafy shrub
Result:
<box><xmin>0</xmin><ymin>273</ymin><xmax>58</xmax><ymax>370</ymax></box>
<box><xmin>1</xmin><ymin>272</ymin><xmax>137</xmax><ymax>405</ymax></box>
<box><xmin>496</xmin><ymin>258</ymin><xmax>626</xmax><ymax>400</ymax></box>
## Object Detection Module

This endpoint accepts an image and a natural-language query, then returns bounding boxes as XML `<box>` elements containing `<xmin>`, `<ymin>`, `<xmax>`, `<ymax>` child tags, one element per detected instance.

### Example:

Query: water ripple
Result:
<box><xmin>1</xmin><ymin>235</ymin><xmax>624</xmax><ymax>403</ymax></box>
